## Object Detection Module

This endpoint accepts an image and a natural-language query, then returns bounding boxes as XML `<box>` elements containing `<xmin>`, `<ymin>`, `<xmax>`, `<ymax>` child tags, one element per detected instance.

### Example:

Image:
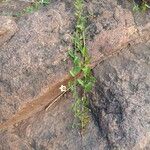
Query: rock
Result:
<box><xmin>89</xmin><ymin>41</ymin><xmax>150</xmax><ymax>150</ymax></box>
<box><xmin>0</xmin><ymin>1</ymin><xmax>73</xmax><ymax>123</ymax></box>
<box><xmin>0</xmin><ymin>16</ymin><xmax>18</xmax><ymax>46</ymax></box>
<box><xmin>0</xmin><ymin>0</ymin><xmax>31</xmax><ymax>16</ymax></box>
<box><xmin>0</xmin><ymin>0</ymin><xmax>150</xmax><ymax>149</ymax></box>
<box><xmin>87</xmin><ymin>0</ymin><xmax>150</xmax><ymax>62</ymax></box>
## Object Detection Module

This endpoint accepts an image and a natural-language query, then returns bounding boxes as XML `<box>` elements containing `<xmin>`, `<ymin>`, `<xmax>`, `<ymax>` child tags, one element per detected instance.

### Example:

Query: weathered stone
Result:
<box><xmin>87</xmin><ymin>0</ymin><xmax>150</xmax><ymax>62</ymax></box>
<box><xmin>0</xmin><ymin>0</ymin><xmax>150</xmax><ymax>150</ymax></box>
<box><xmin>0</xmin><ymin>0</ymin><xmax>31</xmax><ymax>16</ymax></box>
<box><xmin>0</xmin><ymin>1</ymin><xmax>73</xmax><ymax>123</ymax></box>
<box><xmin>0</xmin><ymin>16</ymin><xmax>18</xmax><ymax>46</ymax></box>
<box><xmin>90</xmin><ymin>41</ymin><xmax>150</xmax><ymax>150</ymax></box>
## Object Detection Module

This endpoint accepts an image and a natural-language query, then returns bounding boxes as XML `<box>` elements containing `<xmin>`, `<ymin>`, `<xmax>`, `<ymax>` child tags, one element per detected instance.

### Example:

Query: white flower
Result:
<box><xmin>59</xmin><ymin>85</ymin><xmax>67</xmax><ymax>92</ymax></box>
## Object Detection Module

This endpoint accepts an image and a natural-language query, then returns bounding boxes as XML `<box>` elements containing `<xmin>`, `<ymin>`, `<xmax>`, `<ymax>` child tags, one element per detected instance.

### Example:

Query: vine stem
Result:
<box><xmin>45</xmin><ymin>88</ymin><xmax>70</xmax><ymax>111</ymax></box>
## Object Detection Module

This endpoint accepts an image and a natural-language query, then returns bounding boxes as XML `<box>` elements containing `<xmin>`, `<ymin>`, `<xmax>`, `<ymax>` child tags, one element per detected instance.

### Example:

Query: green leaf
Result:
<box><xmin>81</xmin><ymin>46</ymin><xmax>87</xmax><ymax>57</ymax></box>
<box><xmin>84</xmin><ymin>82</ymin><xmax>93</xmax><ymax>92</ymax></box>
<box><xmin>145</xmin><ymin>3</ymin><xmax>150</xmax><ymax>8</ymax></box>
<box><xmin>24</xmin><ymin>6</ymin><xmax>35</xmax><ymax>13</ymax></box>
<box><xmin>82</xmin><ymin>66</ymin><xmax>91</xmax><ymax>76</ymax></box>
<box><xmin>76</xmin><ymin>24</ymin><xmax>84</xmax><ymax>31</ymax></box>
<box><xmin>90</xmin><ymin>76</ymin><xmax>96</xmax><ymax>83</ymax></box>
<box><xmin>133</xmin><ymin>4</ymin><xmax>139</xmax><ymax>12</ymax></box>
<box><xmin>70</xmin><ymin>70</ymin><xmax>75</xmax><ymax>77</ymax></box>
<box><xmin>73</xmin><ymin>56</ymin><xmax>80</xmax><ymax>65</ymax></box>
<box><xmin>68</xmin><ymin>50</ymin><xmax>74</xmax><ymax>59</ymax></box>
<box><xmin>85</xmin><ymin>56</ymin><xmax>91</xmax><ymax>64</ymax></box>
<box><xmin>40</xmin><ymin>0</ymin><xmax>50</xmax><ymax>5</ymax></box>
<box><xmin>77</xmin><ymin>79</ymin><xmax>84</xmax><ymax>86</ymax></box>
<box><xmin>84</xmin><ymin>76</ymin><xmax>96</xmax><ymax>84</ymax></box>
<box><xmin>70</xmin><ymin>66</ymin><xmax>81</xmax><ymax>77</ymax></box>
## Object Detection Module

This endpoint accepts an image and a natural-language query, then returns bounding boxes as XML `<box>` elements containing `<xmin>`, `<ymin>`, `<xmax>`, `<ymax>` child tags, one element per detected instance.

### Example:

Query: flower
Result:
<box><xmin>59</xmin><ymin>85</ymin><xmax>67</xmax><ymax>92</ymax></box>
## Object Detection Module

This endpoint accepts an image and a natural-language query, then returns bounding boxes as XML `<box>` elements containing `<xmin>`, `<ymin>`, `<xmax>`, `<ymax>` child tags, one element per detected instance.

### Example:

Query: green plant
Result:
<box><xmin>7</xmin><ymin>0</ymin><xmax>50</xmax><ymax>17</ymax></box>
<box><xmin>68</xmin><ymin>0</ymin><xmax>95</xmax><ymax>131</ymax></box>
<box><xmin>133</xmin><ymin>0</ymin><xmax>150</xmax><ymax>12</ymax></box>
<box><xmin>23</xmin><ymin>0</ymin><xmax>50</xmax><ymax>14</ymax></box>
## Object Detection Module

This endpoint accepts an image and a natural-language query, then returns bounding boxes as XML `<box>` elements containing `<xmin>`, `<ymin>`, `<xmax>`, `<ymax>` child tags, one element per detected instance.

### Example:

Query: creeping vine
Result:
<box><xmin>68</xmin><ymin>0</ymin><xmax>95</xmax><ymax>131</ymax></box>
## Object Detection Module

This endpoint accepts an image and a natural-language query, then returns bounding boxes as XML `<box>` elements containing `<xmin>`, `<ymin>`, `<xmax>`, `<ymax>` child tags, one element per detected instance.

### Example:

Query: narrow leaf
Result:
<box><xmin>77</xmin><ymin>79</ymin><xmax>84</xmax><ymax>86</ymax></box>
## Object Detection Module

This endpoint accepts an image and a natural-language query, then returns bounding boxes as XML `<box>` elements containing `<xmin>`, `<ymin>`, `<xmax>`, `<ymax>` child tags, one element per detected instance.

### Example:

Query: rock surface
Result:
<box><xmin>87</xmin><ymin>0</ymin><xmax>150</xmax><ymax>62</ymax></box>
<box><xmin>0</xmin><ymin>0</ymin><xmax>150</xmax><ymax>150</ymax></box>
<box><xmin>90</xmin><ymin>41</ymin><xmax>150</xmax><ymax>150</ymax></box>
<box><xmin>0</xmin><ymin>16</ymin><xmax>18</xmax><ymax>46</ymax></box>
<box><xmin>0</xmin><ymin>1</ymin><xmax>73</xmax><ymax>122</ymax></box>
